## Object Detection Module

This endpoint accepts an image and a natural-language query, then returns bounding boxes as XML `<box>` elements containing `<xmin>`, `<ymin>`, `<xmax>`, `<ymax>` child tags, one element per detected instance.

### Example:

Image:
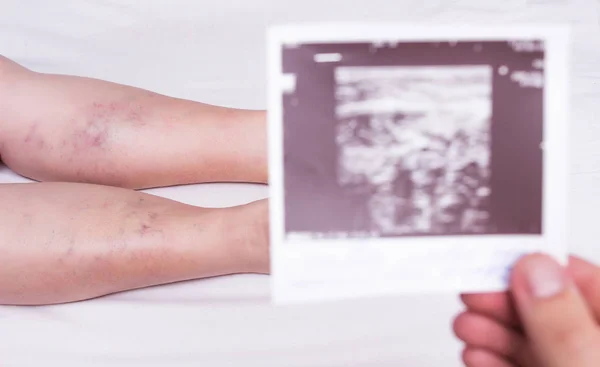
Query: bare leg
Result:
<box><xmin>0</xmin><ymin>56</ymin><xmax>267</xmax><ymax>189</ymax></box>
<box><xmin>0</xmin><ymin>182</ymin><xmax>268</xmax><ymax>305</ymax></box>
<box><xmin>0</xmin><ymin>56</ymin><xmax>270</xmax><ymax>305</ymax></box>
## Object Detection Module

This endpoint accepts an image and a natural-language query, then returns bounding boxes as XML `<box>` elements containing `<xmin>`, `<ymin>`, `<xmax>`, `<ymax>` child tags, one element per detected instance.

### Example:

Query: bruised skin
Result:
<box><xmin>0</xmin><ymin>57</ymin><xmax>272</xmax><ymax>305</ymax></box>
<box><xmin>0</xmin><ymin>181</ymin><xmax>270</xmax><ymax>305</ymax></box>
<box><xmin>0</xmin><ymin>56</ymin><xmax>267</xmax><ymax>189</ymax></box>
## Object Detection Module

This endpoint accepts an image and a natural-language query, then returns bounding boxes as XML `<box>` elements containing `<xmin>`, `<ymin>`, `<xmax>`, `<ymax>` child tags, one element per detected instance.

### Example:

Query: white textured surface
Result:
<box><xmin>0</xmin><ymin>0</ymin><xmax>599</xmax><ymax>366</ymax></box>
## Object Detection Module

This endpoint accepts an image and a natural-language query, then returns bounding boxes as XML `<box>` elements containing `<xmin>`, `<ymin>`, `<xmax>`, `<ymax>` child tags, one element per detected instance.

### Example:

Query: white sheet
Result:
<box><xmin>1</xmin><ymin>0</ymin><xmax>599</xmax><ymax>366</ymax></box>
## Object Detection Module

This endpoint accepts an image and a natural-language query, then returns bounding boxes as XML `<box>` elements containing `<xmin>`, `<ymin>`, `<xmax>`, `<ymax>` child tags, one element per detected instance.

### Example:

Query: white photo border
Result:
<box><xmin>267</xmin><ymin>23</ymin><xmax>570</xmax><ymax>305</ymax></box>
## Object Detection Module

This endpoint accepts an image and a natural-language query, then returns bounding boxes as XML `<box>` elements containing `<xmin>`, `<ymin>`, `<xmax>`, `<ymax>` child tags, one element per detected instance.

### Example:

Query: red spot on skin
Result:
<box><xmin>128</xmin><ymin>111</ymin><xmax>141</xmax><ymax>121</ymax></box>
<box><xmin>91</xmin><ymin>134</ymin><xmax>104</xmax><ymax>147</ymax></box>
<box><xmin>24</xmin><ymin>123</ymin><xmax>38</xmax><ymax>143</ymax></box>
<box><xmin>72</xmin><ymin>115</ymin><xmax>108</xmax><ymax>151</ymax></box>
<box><xmin>139</xmin><ymin>223</ymin><xmax>152</xmax><ymax>236</ymax></box>
<box><xmin>126</xmin><ymin>104</ymin><xmax>147</xmax><ymax>126</ymax></box>
<box><xmin>36</xmin><ymin>139</ymin><xmax>45</xmax><ymax>149</ymax></box>
<box><xmin>94</xmin><ymin>109</ymin><xmax>106</xmax><ymax>119</ymax></box>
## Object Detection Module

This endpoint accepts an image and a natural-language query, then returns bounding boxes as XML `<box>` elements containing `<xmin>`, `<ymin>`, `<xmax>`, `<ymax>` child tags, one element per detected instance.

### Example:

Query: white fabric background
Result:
<box><xmin>0</xmin><ymin>0</ymin><xmax>599</xmax><ymax>366</ymax></box>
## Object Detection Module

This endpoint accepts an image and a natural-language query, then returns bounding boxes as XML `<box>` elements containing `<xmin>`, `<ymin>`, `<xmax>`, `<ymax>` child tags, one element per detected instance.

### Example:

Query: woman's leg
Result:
<box><xmin>0</xmin><ymin>56</ymin><xmax>270</xmax><ymax>306</ymax></box>
<box><xmin>0</xmin><ymin>182</ymin><xmax>268</xmax><ymax>305</ymax></box>
<box><xmin>0</xmin><ymin>55</ymin><xmax>267</xmax><ymax>189</ymax></box>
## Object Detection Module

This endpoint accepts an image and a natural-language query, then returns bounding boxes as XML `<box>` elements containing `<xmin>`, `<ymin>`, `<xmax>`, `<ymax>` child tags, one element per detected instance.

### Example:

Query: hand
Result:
<box><xmin>453</xmin><ymin>253</ymin><xmax>600</xmax><ymax>367</ymax></box>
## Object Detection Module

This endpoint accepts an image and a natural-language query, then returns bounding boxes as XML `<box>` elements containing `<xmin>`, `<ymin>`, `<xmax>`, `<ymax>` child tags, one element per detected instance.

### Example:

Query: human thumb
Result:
<box><xmin>510</xmin><ymin>253</ymin><xmax>600</xmax><ymax>367</ymax></box>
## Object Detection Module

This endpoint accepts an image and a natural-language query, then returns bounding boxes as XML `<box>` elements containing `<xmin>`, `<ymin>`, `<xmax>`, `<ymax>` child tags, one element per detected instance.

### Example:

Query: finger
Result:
<box><xmin>462</xmin><ymin>347</ymin><xmax>515</xmax><ymax>367</ymax></box>
<box><xmin>568</xmin><ymin>255</ymin><xmax>600</xmax><ymax>322</ymax></box>
<box><xmin>460</xmin><ymin>292</ymin><xmax>520</xmax><ymax>328</ymax></box>
<box><xmin>453</xmin><ymin>311</ymin><xmax>527</xmax><ymax>362</ymax></box>
<box><xmin>460</xmin><ymin>255</ymin><xmax>600</xmax><ymax>330</ymax></box>
<box><xmin>511</xmin><ymin>253</ymin><xmax>600</xmax><ymax>367</ymax></box>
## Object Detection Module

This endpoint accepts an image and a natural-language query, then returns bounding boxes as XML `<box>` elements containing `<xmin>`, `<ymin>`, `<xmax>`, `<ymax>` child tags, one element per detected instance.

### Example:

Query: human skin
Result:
<box><xmin>454</xmin><ymin>254</ymin><xmax>600</xmax><ymax>367</ymax></box>
<box><xmin>0</xmin><ymin>56</ymin><xmax>270</xmax><ymax>305</ymax></box>
<box><xmin>0</xmin><ymin>55</ymin><xmax>267</xmax><ymax>189</ymax></box>
<box><xmin>0</xmin><ymin>182</ymin><xmax>269</xmax><ymax>305</ymax></box>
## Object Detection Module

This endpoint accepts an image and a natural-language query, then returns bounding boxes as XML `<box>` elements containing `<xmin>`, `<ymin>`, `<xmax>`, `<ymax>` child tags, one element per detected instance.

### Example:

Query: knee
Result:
<box><xmin>0</xmin><ymin>55</ymin><xmax>29</xmax><ymax>84</ymax></box>
<box><xmin>0</xmin><ymin>56</ymin><xmax>28</xmax><ymax>157</ymax></box>
<box><xmin>0</xmin><ymin>56</ymin><xmax>27</xmax><ymax>105</ymax></box>
<box><xmin>0</xmin><ymin>55</ymin><xmax>12</xmax><ymax>73</ymax></box>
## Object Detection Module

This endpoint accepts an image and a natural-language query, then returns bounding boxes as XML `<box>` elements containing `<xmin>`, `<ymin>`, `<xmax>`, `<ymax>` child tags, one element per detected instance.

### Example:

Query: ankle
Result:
<box><xmin>228</xmin><ymin>110</ymin><xmax>268</xmax><ymax>184</ymax></box>
<box><xmin>224</xmin><ymin>200</ymin><xmax>270</xmax><ymax>274</ymax></box>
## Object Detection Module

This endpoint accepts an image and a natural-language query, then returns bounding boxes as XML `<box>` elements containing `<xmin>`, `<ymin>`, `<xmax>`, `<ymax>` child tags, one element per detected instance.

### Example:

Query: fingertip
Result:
<box><xmin>452</xmin><ymin>312</ymin><xmax>490</xmax><ymax>344</ymax></box>
<box><xmin>463</xmin><ymin>347</ymin><xmax>513</xmax><ymax>367</ymax></box>
<box><xmin>567</xmin><ymin>255</ymin><xmax>599</xmax><ymax>282</ymax></box>
<box><xmin>460</xmin><ymin>291</ymin><xmax>518</xmax><ymax>327</ymax></box>
<box><xmin>462</xmin><ymin>347</ymin><xmax>487</xmax><ymax>366</ymax></box>
<box><xmin>509</xmin><ymin>252</ymin><xmax>566</xmax><ymax>299</ymax></box>
<box><xmin>452</xmin><ymin>311</ymin><xmax>527</xmax><ymax>361</ymax></box>
<box><xmin>452</xmin><ymin>311</ymin><xmax>470</xmax><ymax>340</ymax></box>
<box><xmin>510</xmin><ymin>252</ymin><xmax>573</xmax><ymax>302</ymax></box>
<box><xmin>461</xmin><ymin>292</ymin><xmax>508</xmax><ymax>310</ymax></box>
<box><xmin>460</xmin><ymin>292</ymin><xmax>484</xmax><ymax>307</ymax></box>
<box><xmin>461</xmin><ymin>346</ymin><xmax>473</xmax><ymax>365</ymax></box>
<box><xmin>511</xmin><ymin>252</ymin><xmax>564</xmax><ymax>276</ymax></box>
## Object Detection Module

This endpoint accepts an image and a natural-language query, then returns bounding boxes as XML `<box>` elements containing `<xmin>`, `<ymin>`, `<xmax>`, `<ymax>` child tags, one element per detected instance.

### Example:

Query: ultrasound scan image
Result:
<box><xmin>282</xmin><ymin>40</ymin><xmax>544</xmax><ymax>239</ymax></box>
<box><xmin>334</xmin><ymin>65</ymin><xmax>492</xmax><ymax>236</ymax></box>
